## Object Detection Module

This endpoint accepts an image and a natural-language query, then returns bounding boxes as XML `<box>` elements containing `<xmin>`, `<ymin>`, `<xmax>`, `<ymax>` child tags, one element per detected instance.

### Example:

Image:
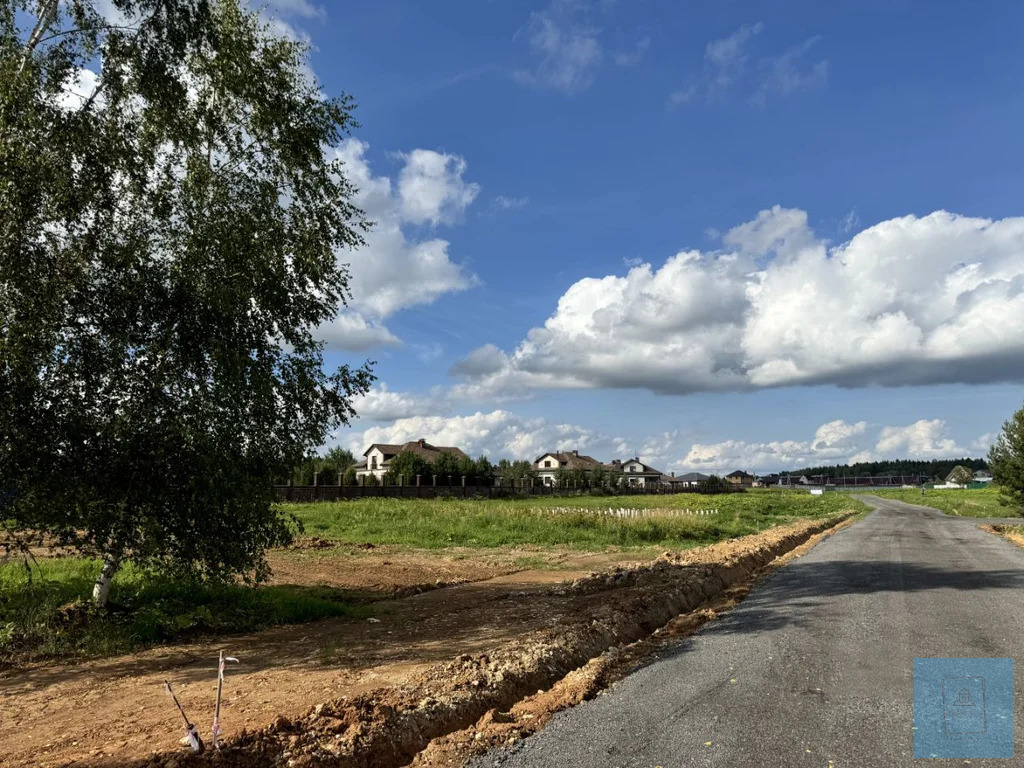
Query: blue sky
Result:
<box><xmin>269</xmin><ymin>0</ymin><xmax>1024</xmax><ymax>473</ymax></box>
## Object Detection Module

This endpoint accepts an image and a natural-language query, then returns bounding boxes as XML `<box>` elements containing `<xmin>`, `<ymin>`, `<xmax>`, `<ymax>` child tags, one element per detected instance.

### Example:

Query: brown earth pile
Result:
<box><xmin>118</xmin><ymin>513</ymin><xmax>854</xmax><ymax>768</ymax></box>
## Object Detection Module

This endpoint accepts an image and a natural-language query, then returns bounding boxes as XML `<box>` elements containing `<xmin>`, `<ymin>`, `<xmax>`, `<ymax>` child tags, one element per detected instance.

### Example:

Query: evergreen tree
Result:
<box><xmin>989</xmin><ymin>402</ymin><xmax>1024</xmax><ymax>512</ymax></box>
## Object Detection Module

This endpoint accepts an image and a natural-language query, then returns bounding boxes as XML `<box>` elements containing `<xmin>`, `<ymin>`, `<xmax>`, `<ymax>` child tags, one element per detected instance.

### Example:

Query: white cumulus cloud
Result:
<box><xmin>681</xmin><ymin>418</ymin><xmax>967</xmax><ymax>474</ymax></box>
<box><xmin>318</xmin><ymin>140</ymin><xmax>479</xmax><ymax>350</ymax></box>
<box><xmin>453</xmin><ymin>207</ymin><xmax>1024</xmax><ymax>395</ymax></box>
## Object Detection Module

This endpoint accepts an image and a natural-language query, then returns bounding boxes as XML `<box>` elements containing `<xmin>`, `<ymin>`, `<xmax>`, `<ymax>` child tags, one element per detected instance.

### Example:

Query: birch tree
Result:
<box><xmin>0</xmin><ymin>0</ymin><xmax>373</xmax><ymax>606</ymax></box>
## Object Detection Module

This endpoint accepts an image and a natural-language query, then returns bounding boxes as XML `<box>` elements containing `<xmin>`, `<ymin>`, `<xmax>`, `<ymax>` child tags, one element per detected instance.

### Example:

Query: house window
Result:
<box><xmin>370</xmin><ymin>456</ymin><xmax>377</xmax><ymax>469</ymax></box>
<box><xmin>544</xmin><ymin>460</ymin><xmax>551</xmax><ymax>467</ymax></box>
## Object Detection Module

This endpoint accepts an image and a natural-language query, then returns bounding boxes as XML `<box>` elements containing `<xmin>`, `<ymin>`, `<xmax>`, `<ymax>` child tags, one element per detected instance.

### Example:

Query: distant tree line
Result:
<box><xmin>290</xmin><ymin>448</ymin><xmax>357</xmax><ymax>486</ymax></box>
<box><xmin>786</xmin><ymin>458</ymin><xmax>989</xmax><ymax>481</ymax></box>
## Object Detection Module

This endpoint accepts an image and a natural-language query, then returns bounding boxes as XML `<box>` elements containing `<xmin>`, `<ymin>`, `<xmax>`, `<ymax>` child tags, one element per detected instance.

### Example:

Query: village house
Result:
<box><xmin>533</xmin><ymin>450</ymin><xmax>606</xmax><ymax>486</ymax></box>
<box><xmin>725</xmin><ymin>470</ymin><xmax>755</xmax><ymax>487</ymax></box>
<box><xmin>355</xmin><ymin>438</ymin><xmax>468</xmax><ymax>481</ymax></box>
<box><xmin>607</xmin><ymin>457</ymin><xmax>665</xmax><ymax>488</ymax></box>
<box><xmin>673</xmin><ymin>471</ymin><xmax>711</xmax><ymax>488</ymax></box>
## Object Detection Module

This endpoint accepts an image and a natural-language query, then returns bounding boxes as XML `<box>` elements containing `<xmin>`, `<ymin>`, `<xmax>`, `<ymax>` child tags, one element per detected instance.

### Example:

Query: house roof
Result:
<box><xmin>616</xmin><ymin>457</ymin><xmax>664</xmax><ymax>475</ymax></box>
<box><xmin>945</xmin><ymin>465</ymin><xmax>974</xmax><ymax>482</ymax></box>
<box><xmin>363</xmin><ymin>439</ymin><xmax>468</xmax><ymax>464</ymax></box>
<box><xmin>533</xmin><ymin>451</ymin><xmax>605</xmax><ymax>470</ymax></box>
<box><xmin>726</xmin><ymin>470</ymin><xmax>754</xmax><ymax>479</ymax></box>
<box><xmin>675</xmin><ymin>472</ymin><xmax>710</xmax><ymax>482</ymax></box>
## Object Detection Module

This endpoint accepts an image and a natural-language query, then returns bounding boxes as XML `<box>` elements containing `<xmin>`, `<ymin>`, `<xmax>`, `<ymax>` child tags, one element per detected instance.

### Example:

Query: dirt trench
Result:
<box><xmin>113</xmin><ymin>513</ymin><xmax>856</xmax><ymax>768</ymax></box>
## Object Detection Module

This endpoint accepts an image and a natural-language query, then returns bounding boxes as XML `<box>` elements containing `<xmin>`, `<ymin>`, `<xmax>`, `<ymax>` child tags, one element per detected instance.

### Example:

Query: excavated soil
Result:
<box><xmin>44</xmin><ymin>512</ymin><xmax>859</xmax><ymax>768</ymax></box>
<box><xmin>0</xmin><ymin>547</ymin><xmax>648</xmax><ymax>768</ymax></box>
<box><xmin>411</xmin><ymin>515</ymin><xmax>861</xmax><ymax>768</ymax></box>
<box><xmin>982</xmin><ymin>523</ymin><xmax>1024</xmax><ymax>550</ymax></box>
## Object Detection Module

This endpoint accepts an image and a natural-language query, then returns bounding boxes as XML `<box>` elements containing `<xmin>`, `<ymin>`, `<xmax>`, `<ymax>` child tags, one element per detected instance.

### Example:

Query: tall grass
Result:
<box><xmin>288</xmin><ymin>490</ymin><xmax>864</xmax><ymax>550</ymax></box>
<box><xmin>868</xmin><ymin>486</ymin><xmax>1018</xmax><ymax>518</ymax></box>
<box><xmin>0</xmin><ymin>556</ymin><xmax>362</xmax><ymax>664</ymax></box>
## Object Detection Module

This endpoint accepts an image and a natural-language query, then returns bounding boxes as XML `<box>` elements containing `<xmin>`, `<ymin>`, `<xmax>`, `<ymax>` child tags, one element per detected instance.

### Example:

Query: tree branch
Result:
<box><xmin>18</xmin><ymin>0</ymin><xmax>61</xmax><ymax>76</ymax></box>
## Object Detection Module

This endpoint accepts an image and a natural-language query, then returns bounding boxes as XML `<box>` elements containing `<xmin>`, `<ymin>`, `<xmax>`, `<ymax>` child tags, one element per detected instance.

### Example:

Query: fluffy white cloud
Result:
<box><xmin>57</xmin><ymin>67</ymin><xmax>101</xmax><ymax>112</ymax></box>
<box><xmin>683</xmin><ymin>419</ymin><xmax>868</xmax><ymax>473</ymax></box>
<box><xmin>351</xmin><ymin>383</ymin><xmax>449</xmax><ymax>422</ymax></box>
<box><xmin>397</xmin><ymin>150</ymin><xmax>480</xmax><ymax>226</ymax></box>
<box><xmin>453</xmin><ymin>208</ymin><xmax>1024</xmax><ymax>395</ymax></box>
<box><xmin>681</xmin><ymin>418</ymin><xmax>966</xmax><ymax>474</ymax></box>
<box><xmin>318</xmin><ymin>139</ymin><xmax>478</xmax><ymax>350</ymax></box>
<box><xmin>346</xmin><ymin>409</ymin><xmax>618</xmax><ymax>462</ymax></box>
<box><xmin>318</xmin><ymin>313</ymin><xmax>399</xmax><ymax>351</ymax></box>
<box><xmin>873</xmin><ymin>419</ymin><xmax>962</xmax><ymax>459</ymax></box>
<box><xmin>514</xmin><ymin>0</ymin><xmax>603</xmax><ymax>94</ymax></box>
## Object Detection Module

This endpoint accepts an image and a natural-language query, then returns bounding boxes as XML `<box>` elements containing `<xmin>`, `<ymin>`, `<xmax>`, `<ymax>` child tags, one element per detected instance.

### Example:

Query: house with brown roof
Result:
<box><xmin>533</xmin><ymin>450</ymin><xmax>605</xmax><ymax>486</ymax></box>
<box><xmin>355</xmin><ymin>439</ymin><xmax>468</xmax><ymax>480</ymax></box>
<box><xmin>725</xmin><ymin>470</ymin><xmax>755</xmax><ymax>487</ymax></box>
<box><xmin>607</xmin><ymin>457</ymin><xmax>665</xmax><ymax>488</ymax></box>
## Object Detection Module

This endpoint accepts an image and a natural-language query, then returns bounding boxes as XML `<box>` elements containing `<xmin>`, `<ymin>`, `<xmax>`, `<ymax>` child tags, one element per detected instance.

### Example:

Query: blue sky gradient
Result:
<box><xmin>273</xmin><ymin>0</ymin><xmax>1024</xmax><ymax>472</ymax></box>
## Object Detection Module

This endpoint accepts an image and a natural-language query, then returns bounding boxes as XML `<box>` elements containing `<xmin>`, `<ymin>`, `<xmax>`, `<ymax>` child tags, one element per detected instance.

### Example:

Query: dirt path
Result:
<box><xmin>0</xmin><ymin>549</ymin><xmax>643</xmax><ymax>768</ymax></box>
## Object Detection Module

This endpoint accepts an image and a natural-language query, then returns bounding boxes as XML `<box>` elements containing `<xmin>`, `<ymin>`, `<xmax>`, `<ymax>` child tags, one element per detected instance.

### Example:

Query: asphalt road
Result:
<box><xmin>471</xmin><ymin>497</ymin><xmax>1024</xmax><ymax>767</ymax></box>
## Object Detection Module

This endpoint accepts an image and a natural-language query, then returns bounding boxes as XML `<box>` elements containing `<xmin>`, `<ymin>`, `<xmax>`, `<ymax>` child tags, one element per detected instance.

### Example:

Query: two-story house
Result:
<box><xmin>607</xmin><ymin>457</ymin><xmax>666</xmax><ymax>488</ymax></box>
<box><xmin>725</xmin><ymin>470</ymin><xmax>755</xmax><ymax>487</ymax></box>
<box><xmin>533</xmin><ymin>450</ymin><xmax>606</xmax><ymax>486</ymax></box>
<box><xmin>355</xmin><ymin>438</ymin><xmax>468</xmax><ymax>480</ymax></box>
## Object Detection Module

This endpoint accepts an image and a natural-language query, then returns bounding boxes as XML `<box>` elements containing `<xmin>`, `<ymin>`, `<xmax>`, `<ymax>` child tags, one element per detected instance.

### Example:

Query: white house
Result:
<box><xmin>355</xmin><ymin>438</ymin><xmax>468</xmax><ymax>480</ymax></box>
<box><xmin>608</xmin><ymin>457</ymin><xmax>664</xmax><ymax>488</ymax></box>
<box><xmin>533</xmin><ymin>450</ymin><xmax>606</xmax><ymax>486</ymax></box>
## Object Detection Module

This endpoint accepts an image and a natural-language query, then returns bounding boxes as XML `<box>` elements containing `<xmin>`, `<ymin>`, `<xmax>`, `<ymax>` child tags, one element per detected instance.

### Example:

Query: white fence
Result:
<box><xmin>532</xmin><ymin>506</ymin><xmax>720</xmax><ymax>518</ymax></box>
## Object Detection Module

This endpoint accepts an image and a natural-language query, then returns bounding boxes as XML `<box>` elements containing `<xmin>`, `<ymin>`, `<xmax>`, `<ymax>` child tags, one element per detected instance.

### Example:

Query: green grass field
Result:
<box><xmin>288</xmin><ymin>489</ymin><xmax>867</xmax><ymax>550</ymax></box>
<box><xmin>0</xmin><ymin>556</ymin><xmax>363</xmax><ymax>665</ymax></box>
<box><xmin>0</xmin><ymin>489</ymin><xmax>864</xmax><ymax>664</ymax></box>
<box><xmin>867</xmin><ymin>486</ymin><xmax>1020</xmax><ymax>518</ymax></box>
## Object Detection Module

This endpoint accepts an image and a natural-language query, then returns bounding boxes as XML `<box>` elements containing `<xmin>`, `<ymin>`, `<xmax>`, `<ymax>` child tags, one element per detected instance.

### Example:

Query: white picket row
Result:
<box><xmin>530</xmin><ymin>506</ymin><xmax>721</xmax><ymax>518</ymax></box>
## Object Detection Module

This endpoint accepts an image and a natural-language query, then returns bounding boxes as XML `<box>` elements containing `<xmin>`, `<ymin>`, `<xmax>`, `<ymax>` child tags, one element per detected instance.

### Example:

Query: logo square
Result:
<box><xmin>915</xmin><ymin>658</ymin><xmax>1013</xmax><ymax>758</ymax></box>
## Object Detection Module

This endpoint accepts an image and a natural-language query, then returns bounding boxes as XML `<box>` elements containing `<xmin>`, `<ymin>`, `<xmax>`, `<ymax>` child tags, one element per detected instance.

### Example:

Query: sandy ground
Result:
<box><xmin>0</xmin><ymin>545</ymin><xmax>650</xmax><ymax>768</ymax></box>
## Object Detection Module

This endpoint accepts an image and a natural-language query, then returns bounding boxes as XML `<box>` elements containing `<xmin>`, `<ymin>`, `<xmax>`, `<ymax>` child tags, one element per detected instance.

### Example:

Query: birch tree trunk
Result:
<box><xmin>92</xmin><ymin>554</ymin><xmax>120</xmax><ymax>608</ymax></box>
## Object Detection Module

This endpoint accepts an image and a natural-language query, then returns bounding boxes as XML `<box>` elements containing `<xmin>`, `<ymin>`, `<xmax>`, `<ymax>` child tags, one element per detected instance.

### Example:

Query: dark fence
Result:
<box><xmin>274</xmin><ymin>482</ymin><xmax>745</xmax><ymax>503</ymax></box>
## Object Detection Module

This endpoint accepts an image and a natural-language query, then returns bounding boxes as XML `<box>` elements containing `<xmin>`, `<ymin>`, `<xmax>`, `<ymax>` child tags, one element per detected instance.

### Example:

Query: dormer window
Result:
<box><xmin>544</xmin><ymin>460</ymin><xmax>551</xmax><ymax>467</ymax></box>
<box><xmin>371</xmin><ymin>456</ymin><xmax>377</xmax><ymax>469</ymax></box>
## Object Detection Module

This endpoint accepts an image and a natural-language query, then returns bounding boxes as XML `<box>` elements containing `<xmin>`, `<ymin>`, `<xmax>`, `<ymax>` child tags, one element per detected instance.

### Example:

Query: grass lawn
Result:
<box><xmin>0</xmin><ymin>556</ymin><xmax>364</xmax><ymax>665</ymax></box>
<box><xmin>0</xmin><ymin>489</ymin><xmax>864</xmax><ymax>664</ymax></box>
<box><xmin>867</xmin><ymin>486</ymin><xmax>1021</xmax><ymax>518</ymax></box>
<box><xmin>288</xmin><ymin>489</ymin><xmax>867</xmax><ymax>550</ymax></box>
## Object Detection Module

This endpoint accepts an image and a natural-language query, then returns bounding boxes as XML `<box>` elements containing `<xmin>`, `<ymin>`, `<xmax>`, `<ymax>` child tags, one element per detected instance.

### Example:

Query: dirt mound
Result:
<box><xmin>0</xmin><ymin>548</ymin><xmax>646</xmax><ymax>768</ymax></box>
<box><xmin>118</xmin><ymin>514</ymin><xmax>855</xmax><ymax>768</ymax></box>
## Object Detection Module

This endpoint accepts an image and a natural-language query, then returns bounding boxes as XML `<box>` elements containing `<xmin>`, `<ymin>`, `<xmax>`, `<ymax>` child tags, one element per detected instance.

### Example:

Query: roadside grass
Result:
<box><xmin>0</xmin><ymin>556</ymin><xmax>364</xmax><ymax>665</ymax></box>
<box><xmin>288</xmin><ymin>490</ymin><xmax>867</xmax><ymax>550</ymax></box>
<box><xmin>867</xmin><ymin>486</ymin><xmax>1020</xmax><ymax>518</ymax></box>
